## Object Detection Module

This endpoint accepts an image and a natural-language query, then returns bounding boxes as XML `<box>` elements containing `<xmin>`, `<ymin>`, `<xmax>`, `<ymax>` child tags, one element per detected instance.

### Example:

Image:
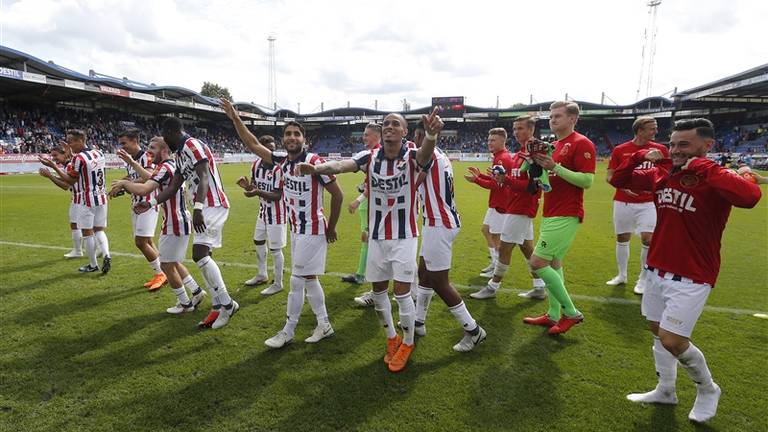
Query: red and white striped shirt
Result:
<box><xmin>126</xmin><ymin>149</ymin><xmax>157</xmax><ymax>205</ymax></box>
<box><xmin>273</xmin><ymin>150</ymin><xmax>334</xmax><ymax>235</ymax></box>
<box><xmin>419</xmin><ymin>148</ymin><xmax>461</xmax><ymax>228</ymax></box>
<box><xmin>353</xmin><ymin>141</ymin><xmax>422</xmax><ymax>240</ymax></box>
<box><xmin>250</xmin><ymin>156</ymin><xmax>285</xmax><ymax>225</ymax></box>
<box><xmin>150</xmin><ymin>159</ymin><xmax>191</xmax><ymax>236</ymax></box>
<box><xmin>67</xmin><ymin>148</ymin><xmax>107</xmax><ymax>207</ymax></box>
<box><xmin>175</xmin><ymin>136</ymin><xmax>229</xmax><ymax>208</ymax></box>
<box><xmin>64</xmin><ymin>160</ymin><xmax>83</xmax><ymax>204</ymax></box>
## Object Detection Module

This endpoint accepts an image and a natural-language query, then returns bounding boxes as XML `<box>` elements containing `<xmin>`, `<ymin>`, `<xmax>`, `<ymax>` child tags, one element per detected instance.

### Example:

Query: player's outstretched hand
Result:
<box><xmin>644</xmin><ymin>149</ymin><xmax>664</xmax><ymax>163</ymax></box>
<box><xmin>295</xmin><ymin>162</ymin><xmax>315</xmax><ymax>176</ymax></box>
<box><xmin>219</xmin><ymin>98</ymin><xmax>237</xmax><ymax>120</ymax></box>
<box><xmin>38</xmin><ymin>167</ymin><xmax>51</xmax><ymax>178</ymax></box>
<box><xmin>192</xmin><ymin>209</ymin><xmax>206</xmax><ymax>233</ymax></box>
<box><xmin>38</xmin><ymin>155</ymin><xmax>56</xmax><ymax>168</ymax></box>
<box><xmin>236</xmin><ymin>176</ymin><xmax>249</xmax><ymax>189</ymax></box>
<box><xmin>326</xmin><ymin>227</ymin><xmax>338</xmax><ymax>243</ymax></box>
<box><xmin>422</xmin><ymin>106</ymin><xmax>444</xmax><ymax>138</ymax></box>
<box><xmin>133</xmin><ymin>201</ymin><xmax>151</xmax><ymax>215</ymax></box>
<box><xmin>464</xmin><ymin>167</ymin><xmax>479</xmax><ymax>182</ymax></box>
<box><xmin>116</xmin><ymin>149</ymin><xmax>132</xmax><ymax>164</ymax></box>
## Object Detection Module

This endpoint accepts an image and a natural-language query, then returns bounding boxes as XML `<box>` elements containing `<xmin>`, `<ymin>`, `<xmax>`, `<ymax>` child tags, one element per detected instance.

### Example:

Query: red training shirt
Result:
<box><xmin>608</xmin><ymin>140</ymin><xmax>670</xmax><ymax>203</ymax></box>
<box><xmin>543</xmin><ymin>132</ymin><xmax>596</xmax><ymax>221</ymax></box>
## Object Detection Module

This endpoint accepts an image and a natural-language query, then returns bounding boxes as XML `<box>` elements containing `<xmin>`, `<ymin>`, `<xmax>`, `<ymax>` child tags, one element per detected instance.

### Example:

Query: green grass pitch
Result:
<box><xmin>1</xmin><ymin>160</ymin><xmax>766</xmax><ymax>432</ymax></box>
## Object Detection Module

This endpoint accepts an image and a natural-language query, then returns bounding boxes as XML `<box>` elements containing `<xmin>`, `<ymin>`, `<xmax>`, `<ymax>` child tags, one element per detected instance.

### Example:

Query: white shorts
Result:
<box><xmin>367</xmin><ymin>237</ymin><xmax>418</xmax><ymax>283</ymax></box>
<box><xmin>613</xmin><ymin>201</ymin><xmax>657</xmax><ymax>235</ymax></box>
<box><xmin>291</xmin><ymin>233</ymin><xmax>327</xmax><ymax>276</ymax></box>
<box><xmin>641</xmin><ymin>268</ymin><xmax>711</xmax><ymax>338</ymax></box>
<box><xmin>159</xmin><ymin>234</ymin><xmax>190</xmax><ymax>263</ymax></box>
<box><xmin>253</xmin><ymin>219</ymin><xmax>287</xmax><ymax>249</ymax></box>
<box><xmin>77</xmin><ymin>204</ymin><xmax>108</xmax><ymax>229</ymax></box>
<box><xmin>419</xmin><ymin>226</ymin><xmax>459</xmax><ymax>272</ymax></box>
<box><xmin>193</xmin><ymin>206</ymin><xmax>228</xmax><ymax>249</ymax></box>
<box><xmin>132</xmin><ymin>208</ymin><xmax>159</xmax><ymax>237</ymax></box>
<box><xmin>69</xmin><ymin>203</ymin><xmax>79</xmax><ymax>224</ymax></box>
<box><xmin>483</xmin><ymin>208</ymin><xmax>505</xmax><ymax>234</ymax></box>
<box><xmin>500</xmin><ymin>214</ymin><xmax>535</xmax><ymax>245</ymax></box>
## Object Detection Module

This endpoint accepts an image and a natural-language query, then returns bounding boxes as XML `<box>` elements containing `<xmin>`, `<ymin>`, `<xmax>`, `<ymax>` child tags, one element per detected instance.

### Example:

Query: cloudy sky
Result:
<box><xmin>0</xmin><ymin>0</ymin><xmax>765</xmax><ymax>112</ymax></box>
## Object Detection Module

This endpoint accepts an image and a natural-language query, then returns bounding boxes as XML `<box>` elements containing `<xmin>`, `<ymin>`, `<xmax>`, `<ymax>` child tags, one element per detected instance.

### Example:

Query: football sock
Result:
<box><xmin>94</xmin><ymin>230</ymin><xmax>111</xmax><ymax>258</ymax></box>
<box><xmin>533</xmin><ymin>278</ymin><xmax>545</xmax><ymax>288</ymax></box>
<box><xmin>487</xmin><ymin>280</ymin><xmax>501</xmax><ymax>291</ymax></box>
<box><xmin>172</xmin><ymin>286</ymin><xmax>190</xmax><ymax>304</ymax></box>
<box><xmin>487</xmin><ymin>247</ymin><xmax>496</xmax><ymax>266</ymax></box>
<box><xmin>255</xmin><ymin>243</ymin><xmax>267</xmax><ymax>276</ymax></box>
<box><xmin>653</xmin><ymin>336</ymin><xmax>677</xmax><ymax>388</ymax></box>
<box><xmin>677</xmin><ymin>343</ymin><xmax>714</xmax><ymax>389</ymax></box>
<box><xmin>373</xmin><ymin>290</ymin><xmax>396</xmax><ymax>338</ymax></box>
<box><xmin>149</xmin><ymin>258</ymin><xmax>162</xmax><ymax>275</ymax></box>
<box><xmin>356</xmin><ymin>242</ymin><xmax>368</xmax><ymax>277</ymax></box>
<box><xmin>84</xmin><ymin>235</ymin><xmax>98</xmax><ymax>267</ymax></box>
<box><xmin>555</xmin><ymin>266</ymin><xmax>564</xmax><ymax>284</ymax></box>
<box><xmin>415</xmin><ymin>285</ymin><xmax>434</xmax><ymax>324</ymax></box>
<box><xmin>448</xmin><ymin>301</ymin><xmax>478</xmax><ymax>333</ymax></box>
<box><xmin>493</xmin><ymin>262</ymin><xmax>509</xmax><ymax>278</ymax></box>
<box><xmin>283</xmin><ymin>275</ymin><xmax>305</xmax><ymax>337</ymax></box>
<box><xmin>640</xmin><ymin>244</ymin><xmax>650</xmax><ymax>274</ymax></box>
<box><xmin>305</xmin><ymin>277</ymin><xmax>329</xmax><ymax>325</ymax></box>
<box><xmin>196</xmin><ymin>256</ymin><xmax>231</xmax><ymax>306</ymax></box>
<box><xmin>537</xmin><ymin>265</ymin><xmax>578</xmax><ymax>319</ymax></box>
<box><xmin>616</xmin><ymin>241</ymin><xmax>630</xmax><ymax>279</ymax></box>
<box><xmin>395</xmin><ymin>293</ymin><xmax>416</xmax><ymax>345</ymax></box>
<box><xmin>182</xmin><ymin>274</ymin><xmax>202</xmax><ymax>295</ymax></box>
<box><xmin>271</xmin><ymin>249</ymin><xmax>284</xmax><ymax>286</ymax></box>
<box><xmin>71</xmin><ymin>229</ymin><xmax>82</xmax><ymax>251</ymax></box>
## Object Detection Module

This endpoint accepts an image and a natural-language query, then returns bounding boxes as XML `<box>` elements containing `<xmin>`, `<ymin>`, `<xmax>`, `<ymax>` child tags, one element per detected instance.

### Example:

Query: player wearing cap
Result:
<box><xmin>611</xmin><ymin>118</ymin><xmax>762</xmax><ymax>423</ymax></box>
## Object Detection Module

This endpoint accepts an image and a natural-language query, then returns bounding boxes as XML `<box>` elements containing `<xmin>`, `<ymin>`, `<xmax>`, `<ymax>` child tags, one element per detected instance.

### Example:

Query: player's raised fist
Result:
<box><xmin>644</xmin><ymin>148</ymin><xmax>664</xmax><ymax>163</ymax></box>
<box><xmin>236</xmin><ymin>176</ymin><xmax>249</xmax><ymax>189</ymax></box>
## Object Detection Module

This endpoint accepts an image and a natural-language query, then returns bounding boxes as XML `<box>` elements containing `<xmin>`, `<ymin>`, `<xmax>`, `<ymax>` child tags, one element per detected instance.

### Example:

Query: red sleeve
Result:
<box><xmin>474</xmin><ymin>175</ymin><xmax>503</xmax><ymax>191</ymax></box>
<box><xmin>503</xmin><ymin>175</ymin><xmax>529</xmax><ymax>192</ymax></box>
<box><xmin>609</xmin><ymin>149</ymin><xmax>671</xmax><ymax>191</ymax></box>
<box><xmin>691</xmin><ymin>159</ymin><xmax>763</xmax><ymax>208</ymax></box>
<box><xmin>67</xmin><ymin>159</ymin><xmax>80</xmax><ymax>178</ymax></box>
<box><xmin>572</xmin><ymin>139</ymin><xmax>597</xmax><ymax>173</ymax></box>
<box><xmin>607</xmin><ymin>146</ymin><xmax>622</xmax><ymax>170</ymax></box>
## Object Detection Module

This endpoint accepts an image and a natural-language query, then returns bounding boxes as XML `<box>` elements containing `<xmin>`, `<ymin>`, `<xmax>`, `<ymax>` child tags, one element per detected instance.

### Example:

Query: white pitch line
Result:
<box><xmin>1</xmin><ymin>240</ymin><xmax>766</xmax><ymax>316</ymax></box>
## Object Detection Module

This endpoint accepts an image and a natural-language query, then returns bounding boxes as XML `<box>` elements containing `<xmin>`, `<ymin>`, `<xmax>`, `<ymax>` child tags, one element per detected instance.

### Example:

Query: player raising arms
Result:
<box><xmin>469</xmin><ymin>117</ymin><xmax>544</xmax><ymax>300</ymax></box>
<box><xmin>221</xmin><ymin>99</ymin><xmax>343</xmax><ymax>348</ymax></box>
<box><xmin>38</xmin><ymin>146</ymin><xmax>84</xmax><ymax>258</ymax></box>
<box><xmin>295</xmin><ymin>109</ymin><xmax>448</xmax><ymax>372</ymax></box>
<box><xmin>39</xmin><ymin>129</ymin><xmax>112</xmax><ymax>274</ymax></box>
<box><xmin>109</xmin><ymin>129</ymin><xmax>166</xmax><ymax>291</ymax></box>
<box><xmin>113</xmin><ymin>137</ymin><xmax>207</xmax><ymax>314</ymax></box>
<box><xmin>522</xmin><ymin>101</ymin><xmax>595</xmax><ymax>335</ymax></box>
<box><xmin>605</xmin><ymin>116</ymin><xmax>669</xmax><ymax>294</ymax></box>
<box><xmin>135</xmin><ymin>118</ymin><xmax>238</xmax><ymax>330</ymax></box>
<box><xmin>236</xmin><ymin>135</ymin><xmax>287</xmax><ymax>296</ymax></box>
<box><xmin>611</xmin><ymin>119</ymin><xmax>762</xmax><ymax>423</ymax></box>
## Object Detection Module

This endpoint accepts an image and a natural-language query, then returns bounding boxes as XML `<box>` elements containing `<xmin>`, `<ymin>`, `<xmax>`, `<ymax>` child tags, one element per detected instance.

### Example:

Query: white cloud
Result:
<box><xmin>0</xmin><ymin>0</ymin><xmax>765</xmax><ymax>111</ymax></box>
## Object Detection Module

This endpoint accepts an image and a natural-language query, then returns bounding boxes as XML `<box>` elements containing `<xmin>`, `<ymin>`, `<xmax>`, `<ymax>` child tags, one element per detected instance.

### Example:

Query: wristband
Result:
<box><xmin>425</xmin><ymin>131</ymin><xmax>438</xmax><ymax>141</ymax></box>
<box><xmin>194</xmin><ymin>202</ymin><xmax>204</xmax><ymax>211</ymax></box>
<box><xmin>149</xmin><ymin>198</ymin><xmax>158</xmax><ymax>207</ymax></box>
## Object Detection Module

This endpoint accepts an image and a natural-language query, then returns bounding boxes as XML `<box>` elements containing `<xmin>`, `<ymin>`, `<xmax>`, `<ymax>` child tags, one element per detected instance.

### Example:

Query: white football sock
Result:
<box><xmin>653</xmin><ymin>336</ymin><xmax>678</xmax><ymax>388</ymax></box>
<box><xmin>149</xmin><ymin>258</ymin><xmax>162</xmax><ymax>275</ymax></box>
<box><xmin>616</xmin><ymin>241</ymin><xmax>630</xmax><ymax>278</ymax></box>
<box><xmin>448</xmin><ymin>301</ymin><xmax>477</xmax><ymax>332</ymax></box>
<box><xmin>282</xmin><ymin>275</ymin><xmax>305</xmax><ymax>337</ymax></box>
<box><xmin>182</xmin><ymin>274</ymin><xmax>202</xmax><ymax>295</ymax></box>
<box><xmin>677</xmin><ymin>343</ymin><xmax>714</xmax><ymax>389</ymax></box>
<box><xmin>395</xmin><ymin>293</ymin><xmax>416</xmax><ymax>345</ymax></box>
<box><xmin>533</xmin><ymin>278</ymin><xmax>545</xmax><ymax>288</ymax></box>
<box><xmin>255</xmin><ymin>243</ymin><xmax>268</xmax><ymax>276</ymax></box>
<box><xmin>271</xmin><ymin>249</ymin><xmax>284</xmax><ymax>286</ymax></box>
<box><xmin>305</xmin><ymin>278</ymin><xmax>329</xmax><ymax>325</ymax></box>
<box><xmin>83</xmin><ymin>235</ymin><xmax>98</xmax><ymax>267</ymax></box>
<box><xmin>373</xmin><ymin>290</ymin><xmax>396</xmax><ymax>339</ymax></box>
<box><xmin>415</xmin><ymin>285</ymin><xmax>434</xmax><ymax>324</ymax></box>
<box><xmin>71</xmin><ymin>229</ymin><xmax>82</xmax><ymax>251</ymax></box>
<box><xmin>487</xmin><ymin>280</ymin><xmax>500</xmax><ymax>291</ymax></box>
<box><xmin>640</xmin><ymin>244</ymin><xmax>650</xmax><ymax>273</ymax></box>
<box><xmin>94</xmin><ymin>230</ymin><xmax>111</xmax><ymax>258</ymax></box>
<box><xmin>487</xmin><ymin>247</ymin><xmax>496</xmax><ymax>266</ymax></box>
<box><xmin>494</xmin><ymin>262</ymin><xmax>509</xmax><ymax>278</ymax></box>
<box><xmin>196</xmin><ymin>256</ymin><xmax>231</xmax><ymax>306</ymax></box>
<box><xmin>172</xmin><ymin>286</ymin><xmax>190</xmax><ymax>304</ymax></box>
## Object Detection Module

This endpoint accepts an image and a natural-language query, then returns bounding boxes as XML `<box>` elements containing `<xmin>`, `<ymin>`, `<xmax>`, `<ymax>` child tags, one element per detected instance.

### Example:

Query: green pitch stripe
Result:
<box><xmin>2</xmin><ymin>239</ymin><xmax>765</xmax><ymax>317</ymax></box>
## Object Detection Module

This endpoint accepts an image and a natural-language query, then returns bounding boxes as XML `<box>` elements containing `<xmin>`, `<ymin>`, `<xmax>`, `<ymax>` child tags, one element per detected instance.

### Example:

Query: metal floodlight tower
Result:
<box><xmin>636</xmin><ymin>0</ymin><xmax>662</xmax><ymax>101</ymax></box>
<box><xmin>267</xmin><ymin>35</ymin><xmax>277</xmax><ymax>109</ymax></box>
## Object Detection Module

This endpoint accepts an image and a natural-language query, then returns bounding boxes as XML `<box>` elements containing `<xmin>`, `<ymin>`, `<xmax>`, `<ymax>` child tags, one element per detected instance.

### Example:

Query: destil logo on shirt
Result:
<box><xmin>655</xmin><ymin>187</ymin><xmax>697</xmax><ymax>213</ymax></box>
<box><xmin>370</xmin><ymin>169</ymin><xmax>409</xmax><ymax>194</ymax></box>
<box><xmin>284</xmin><ymin>176</ymin><xmax>310</xmax><ymax>194</ymax></box>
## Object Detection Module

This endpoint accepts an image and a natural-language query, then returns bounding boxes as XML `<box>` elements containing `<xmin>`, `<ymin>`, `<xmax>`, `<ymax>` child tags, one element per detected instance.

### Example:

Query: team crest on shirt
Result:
<box><xmin>265</xmin><ymin>170</ymin><xmax>273</xmax><ymax>180</ymax></box>
<box><xmin>679</xmin><ymin>174</ymin><xmax>699</xmax><ymax>188</ymax></box>
<box><xmin>560</xmin><ymin>143</ymin><xmax>571</xmax><ymax>156</ymax></box>
<box><xmin>396</xmin><ymin>159</ymin><xmax>408</xmax><ymax>171</ymax></box>
<box><xmin>584</xmin><ymin>152</ymin><xmax>591</xmax><ymax>159</ymax></box>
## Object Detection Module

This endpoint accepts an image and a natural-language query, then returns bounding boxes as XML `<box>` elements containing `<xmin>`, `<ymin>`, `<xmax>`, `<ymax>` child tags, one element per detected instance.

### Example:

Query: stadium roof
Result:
<box><xmin>672</xmin><ymin>63</ymin><xmax>768</xmax><ymax>104</ymax></box>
